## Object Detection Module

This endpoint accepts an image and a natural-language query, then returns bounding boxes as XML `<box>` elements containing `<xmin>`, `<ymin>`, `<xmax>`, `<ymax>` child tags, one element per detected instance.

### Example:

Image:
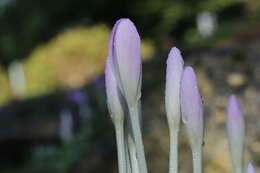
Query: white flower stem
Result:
<box><xmin>169</xmin><ymin>130</ymin><xmax>179</xmax><ymax>173</ymax></box>
<box><xmin>192</xmin><ymin>148</ymin><xmax>202</xmax><ymax>173</ymax></box>
<box><xmin>129</xmin><ymin>105</ymin><xmax>148</xmax><ymax>173</ymax></box>
<box><xmin>234</xmin><ymin>162</ymin><xmax>243</xmax><ymax>173</ymax></box>
<box><xmin>128</xmin><ymin>135</ymin><xmax>139</xmax><ymax>173</ymax></box>
<box><xmin>124</xmin><ymin>129</ymin><xmax>132</xmax><ymax>173</ymax></box>
<box><xmin>115</xmin><ymin>122</ymin><xmax>127</xmax><ymax>173</ymax></box>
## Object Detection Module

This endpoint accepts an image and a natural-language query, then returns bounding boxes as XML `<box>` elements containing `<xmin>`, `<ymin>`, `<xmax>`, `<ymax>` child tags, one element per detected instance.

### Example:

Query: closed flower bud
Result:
<box><xmin>226</xmin><ymin>95</ymin><xmax>245</xmax><ymax>173</ymax></box>
<box><xmin>109</xmin><ymin>18</ymin><xmax>142</xmax><ymax>107</ymax></box>
<box><xmin>165</xmin><ymin>47</ymin><xmax>184</xmax><ymax>130</ymax></box>
<box><xmin>181</xmin><ymin>66</ymin><xmax>204</xmax><ymax>150</ymax></box>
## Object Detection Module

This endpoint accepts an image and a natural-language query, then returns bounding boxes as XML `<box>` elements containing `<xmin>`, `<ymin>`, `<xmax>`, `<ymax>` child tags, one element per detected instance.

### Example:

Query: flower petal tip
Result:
<box><xmin>167</xmin><ymin>47</ymin><xmax>184</xmax><ymax>67</ymax></box>
<box><xmin>165</xmin><ymin>47</ymin><xmax>184</xmax><ymax>128</ymax></box>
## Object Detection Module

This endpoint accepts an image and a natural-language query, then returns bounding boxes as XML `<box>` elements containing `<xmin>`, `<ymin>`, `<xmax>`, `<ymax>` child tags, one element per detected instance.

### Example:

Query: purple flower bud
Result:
<box><xmin>165</xmin><ymin>47</ymin><xmax>184</xmax><ymax>130</ymax></box>
<box><xmin>226</xmin><ymin>95</ymin><xmax>245</xmax><ymax>172</ymax></box>
<box><xmin>109</xmin><ymin>18</ymin><xmax>142</xmax><ymax>106</ymax></box>
<box><xmin>105</xmin><ymin>57</ymin><xmax>124</xmax><ymax>123</ymax></box>
<box><xmin>247</xmin><ymin>163</ymin><xmax>255</xmax><ymax>173</ymax></box>
<box><xmin>180</xmin><ymin>66</ymin><xmax>204</xmax><ymax>149</ymax></box>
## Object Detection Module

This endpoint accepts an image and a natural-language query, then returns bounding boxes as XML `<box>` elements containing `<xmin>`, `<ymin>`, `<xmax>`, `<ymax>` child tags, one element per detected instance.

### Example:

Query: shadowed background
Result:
<box><xmin>0</xmin><ymin>0</ymin><xmax>260</xmax><ymax>172</ymax></box>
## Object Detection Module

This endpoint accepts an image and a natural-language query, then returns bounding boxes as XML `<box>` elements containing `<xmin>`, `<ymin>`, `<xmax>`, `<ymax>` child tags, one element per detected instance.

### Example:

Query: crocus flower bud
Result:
<box><xmin>165</xmin><ymin>47</ymin><xmax>184</xmax><ymax>130</ymax></box>
<box><xmin>181</xmin><ymin>66</ymin><xmax>204</xmax><ymax>150</ymax></box>
<box><xmin>226</xmin><ymin>95</ymin><xmax>245</xmax><ymax>173</ymax></box>
<box><xmin>247</xmin><ymin>163</ymin><xmax>255</xmax><ymax>173</ymax></box>
<box><xmin>105</xmin><ymin>57</ymin><xmax>124</xmax><ymax>124</ymax></box>
<box><xmin>109</xmin><ymin>18</ymin><xmax>142</xmax><ymax>107</ymax></box>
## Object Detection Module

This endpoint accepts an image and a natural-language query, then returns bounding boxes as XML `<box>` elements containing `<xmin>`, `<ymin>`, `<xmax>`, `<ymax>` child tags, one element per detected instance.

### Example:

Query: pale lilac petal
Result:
<box><xmin>247</xmin><ymin>163</ymin><xmax>255</xmax><ymax>173</ymax></box>
<box><xmin>105</xmin><ymin>57</ymin><xmax>124</xmax><ymax>123</ymax></box>
<box><xmin>112</xmin><ymin>18</ymin><xmax>142</xmax><ymax>106</ymax></box>
<box><xmin>165</xmin><ymin>47</ymin><xmax>184</xmax><ymax>129</ymax></box>
<box><xmin>226</xmin><ymin>95</ymin><xmax>245</xmax><ymax>171</ymax></box>
<box><xmin>180</xmin><ymin>66</ymin><xmax>204</xmax><ymax>149</ymax></box>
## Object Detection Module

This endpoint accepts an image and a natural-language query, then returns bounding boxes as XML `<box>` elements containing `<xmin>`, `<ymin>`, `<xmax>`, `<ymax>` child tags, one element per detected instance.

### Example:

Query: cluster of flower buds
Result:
<box><xmin>105</xmin><ymin>18</ymin><xmax>257</xmax><ymax>173</ymax></box>
<box><xmin>105</xmin><ymin>18</ymin><xmax>147</xmax><ymax>173</ymax></box>
<box><xmin>165</xmin><ymin>47</ymin><xmax>204</xmax><ymax>173</ymax></box>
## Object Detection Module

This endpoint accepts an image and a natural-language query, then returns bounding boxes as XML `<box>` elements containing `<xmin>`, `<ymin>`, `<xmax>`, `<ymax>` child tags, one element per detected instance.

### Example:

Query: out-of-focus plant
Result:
<box><xmin>3</xmin><ymin>124</ymin><xmax>91</xmax><ymax>173</ymax></box>
<box><xmin>247</xmin><ymin>163</ymin><xmax>255</xmax><ymax>173</ymax></box>
<box><xmin>226</xmin><ymin>95</ymin><xmax>245</xmax><ymax>173</ymax></box>
<box><xmin>0</xmin><ymin>66</ymin><xmax>11</xmax><ymax>104</ymax></box>
<box><xmin>22</xmin><ymin>25</ymin><xmax>154</xmax><ymax>99</ymax></box>
<box><xmin>105</xmin><ymin>18</ymin><xmax>257</xmax><ymax>173</ymax></box>
<box><xmin>0</xmin><ymin>0</ymin><xmax>258</xmax><ymax>67</ymax></box>
<box><xmin>23</xmin><ymin>25</ymin><xmax>110</xmax><ymax>97</ymax></box>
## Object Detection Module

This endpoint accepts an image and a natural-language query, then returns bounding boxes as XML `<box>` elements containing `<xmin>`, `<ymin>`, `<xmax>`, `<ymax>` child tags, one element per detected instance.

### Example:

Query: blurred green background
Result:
<box><xmin>0</xmin><ymin>0</ymin><xmax>260</xmax><ymax>172</ymax></box>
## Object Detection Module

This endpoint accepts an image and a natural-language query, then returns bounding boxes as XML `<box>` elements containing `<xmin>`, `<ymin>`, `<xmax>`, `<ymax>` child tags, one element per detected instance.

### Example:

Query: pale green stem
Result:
<box><xmin>192</xmin><ymin>148</ymin><xmax>202</xmax><ymax>173</ymax></box>
<box><xmin>169</xmin><ymin>130</ymin><xmax>179</xmax><ymax>173</ymax></box>
<box><xmin>128</xmin><ymin>135</ymin><xmax>139</xmax><ymax>173</ymax></box>
<box><xmin>125</xmin><ymin>141</ymin><xmax>132</xmax><ymax>173</ymax></box>
<box><xmin>229</xmin><ymin>142</ymin><xmax>244</xmax><ymax>173</ymax></box>
<box><xmin>129</xmin><ymin>105</ymin><xmax>148</xmax><ymax>173</ymax></box>
<box><xmin>115</xmin><ymin>123</ymin><xmax>127</xmax><ymax>173</ymax></box>
<box><xmin>234</xmin><ymin>161</ymin><xmax>243</xmax><ymax>173</ymax></box>
<box><xmin>124</xmin><ymin>128</ymin><xmax>132</xmax><ymax>173</ymax></box>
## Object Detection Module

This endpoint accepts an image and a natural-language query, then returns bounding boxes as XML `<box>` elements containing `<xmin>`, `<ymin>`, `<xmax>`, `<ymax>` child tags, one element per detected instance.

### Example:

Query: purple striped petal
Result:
<box><xmin>180</xmin><ymin>66</ymin><xmax>204</xmax><ymax>149</ymax></box>
<box><xmin>165</xmin><ymin>47</ymin><xmax>184</xmax><ymax>129</ymax></box>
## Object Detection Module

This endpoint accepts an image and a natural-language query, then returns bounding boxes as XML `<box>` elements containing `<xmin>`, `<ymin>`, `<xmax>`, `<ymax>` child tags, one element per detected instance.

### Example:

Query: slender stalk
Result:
<box><xmin>192</xmin><ymin>148</ymin><xmax>202</xmax><ymax>173</ymax></box>
<box><xmin>232</xmin><ymin>149</ymin><xmax>244</xmax><ymax>173</ymax></box>
<box><xmin>129</xmin><ymin>104</ymin><xmax>148</xmax><ymax>173</ymax></box>
<box><xmin>125</xmin><ymin>141</ymin><xmax>132</xmax><ymax>173</ymax></box>
<box><xmin>169</xmin><ymin>130</ymin><xmax>179</xmax><ymax>173</ymax></box>
<box><xmin>128</xmin><ymin>135</ymin><xmax>139</xmax><ymax>173</ymax></box>
<box><xmin>124</xmin><ymin>128</ymin><xmax>132</xmax><ymax>173</ymax></box>
<box><xmin>115</xmin><ymin>123</ymin><xmax>127</xmax><ymax>173</ymax></box>
<box><xmin>234</xmin><ymin>161</ymin><xmax>243</xmax><ymax>173</ymax></box>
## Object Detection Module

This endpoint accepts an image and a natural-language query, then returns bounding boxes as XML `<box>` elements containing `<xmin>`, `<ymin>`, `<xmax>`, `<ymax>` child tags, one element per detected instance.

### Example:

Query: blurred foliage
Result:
<box><xmin>23</xmin><ymin>25</ymin><xmax>110</xmax><ymax>98</ymax></box>
<box><xmin>23</xmin><ymin>25</ymin><xmax>154</xmax><ymax>99</ymax></box>
<box><xmin>4</xmin><ymin>125</ymin><xmax>91</xmax><ymax>173</ymax></box>
<box><xmin>199</xmin><ymin>0</ymin><xmax>243</xmax><ymax>11</ymax></box>
<box><xmin>0</xmin><ymin>25</ymin><xmax>154</xmax><ymax>103</ymax></box>
<box><xmin>0</xmin><ymin>0</ymin><xmax>259</xmax><ymax>66</ymax></box>
<box><xmin>0</xmin><ymin>66</ymin><xmax>11</xmax><ymax>104</ymax></box>
<box><xmin>0</xmin><ymin>0</ymin><xmax>258</xmax><ymax>103</ymax></box>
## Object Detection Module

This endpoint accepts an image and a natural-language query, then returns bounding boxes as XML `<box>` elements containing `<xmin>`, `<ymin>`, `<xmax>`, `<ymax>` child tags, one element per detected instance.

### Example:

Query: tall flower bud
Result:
<box><xmin>226</xmin><ymin>95</ymin><xmax>245</xmax><ymax>173</ymax></box>
<box><xmin>109</xmin><ymin>18</ymin><xmax>142</xmax><ymax>107</ymax></box>
<box><xmin>165</xmin><ymin>47</ymin><xmax>184</xmax><ymax>130</ymax></box>
<box><xmin>108</xmin><ymin>19</ymin><xmax>147</xmax><ymax>173</ymax></box>
<box><xmin>165</xmin><ymin>47</ymin><xmax>184</xmax><ymax>173</ymax></box>
<box><xmin>181</xmin><ymin>66</ymin><xmax>204</xmax><ymax>150</ymax></box>
<box><xmin>181</xmin><ymin>66</ymin><xmax>204</xmax><ymax>173</ymax></box>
